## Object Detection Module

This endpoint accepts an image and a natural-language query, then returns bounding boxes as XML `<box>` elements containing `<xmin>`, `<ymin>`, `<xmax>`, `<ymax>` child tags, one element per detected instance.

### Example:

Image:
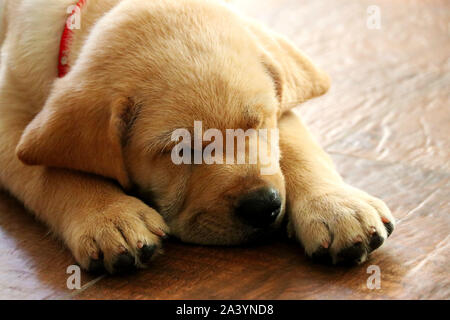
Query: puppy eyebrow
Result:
<box><xmin>146</xmin><ymin>112</ymin><xmax>265</xmax><ymax>154</ymax></box>
<box><xmin>146</xmin><ymin>128</ymin><xmax>191</xmax><ymax>154</ymax></box>
<box><xmin>148</xmin><ymin>117</ymin><xmax>265</xmax><ymax>154</ymax></box>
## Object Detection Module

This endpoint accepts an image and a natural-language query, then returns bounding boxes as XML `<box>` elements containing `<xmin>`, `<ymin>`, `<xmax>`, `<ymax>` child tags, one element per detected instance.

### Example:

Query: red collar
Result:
<box><xmin>58</xmin><ymin>0</ymin><xmax>87</xmax><ymax>78</ymax></box>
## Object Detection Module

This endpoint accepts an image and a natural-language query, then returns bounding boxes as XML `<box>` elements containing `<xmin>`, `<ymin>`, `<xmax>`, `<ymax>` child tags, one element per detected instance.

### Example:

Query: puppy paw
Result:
<box><xmin>65</xmin><ymin>196</ymin><xmax>169</xmax><ymax>274</ymax></box>
<box><xmin>288</xmin><ymin>185</ymin><xmax>395</xmax><ymax>265</ymax></box>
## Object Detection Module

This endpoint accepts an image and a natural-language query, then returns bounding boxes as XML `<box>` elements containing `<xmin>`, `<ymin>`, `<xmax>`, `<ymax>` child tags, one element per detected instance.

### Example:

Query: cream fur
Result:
<box><xmin>0</xmin><ymin>0</ymin><xmax>394</xmax><ymax>273</ymax></box>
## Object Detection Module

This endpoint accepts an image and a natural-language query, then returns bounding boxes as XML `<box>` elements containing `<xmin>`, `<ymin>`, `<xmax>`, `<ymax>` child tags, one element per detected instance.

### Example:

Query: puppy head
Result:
<box><xmin>16</xmin><ymin>0</ymin><xmax>329</xmax><ymax>244</ymax></box>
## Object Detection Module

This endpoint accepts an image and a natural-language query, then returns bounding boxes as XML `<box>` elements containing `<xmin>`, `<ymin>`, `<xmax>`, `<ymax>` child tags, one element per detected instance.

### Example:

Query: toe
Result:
<box><xmin>311</xmin><ymin>246</ymin><xmax>332</xmax><ymax>265</ymax></box>
<box><xmin>336</xmin><ymin>242</ymin><xmax>366</xmax><ymax>265</ymax></box>
<box><xmin>88</xmin><ymin>251</ymin><xmax>105</xmax><ymax>274</ymax></box>
<box><xmin>112</xmin><ymin>252</ymin><xmax>137</xmax><ymax>274</ymax></box>
<box><xmin>139</xmin><ymin>244</ymin><xmax>156</xmax><ymax>264</ymax></box>
<box><xmin>369</xmin><ymin>232</ymin><xmax>384</xmax><ymax>252</ymax></box>
<box><xmin>383</xmin><ymin>221</ymin><xmax>394</xmax><ymax>237</ymax></box>
<box><xmin>161</xmin><ymin>233</ymin><xmax>171</xmax><ymax>240</ymax></box>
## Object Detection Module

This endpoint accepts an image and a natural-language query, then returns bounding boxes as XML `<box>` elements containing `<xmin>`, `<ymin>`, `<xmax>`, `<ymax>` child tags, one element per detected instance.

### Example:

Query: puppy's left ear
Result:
<box><xmin>246</xmin><ymin>19</ymin><xmax>331</xmax><ymax>113</ymax></box>
<box><xmin>16</xmin><ymin>78</ymin><xmax>135</xmax><ymax>189</ymax></box>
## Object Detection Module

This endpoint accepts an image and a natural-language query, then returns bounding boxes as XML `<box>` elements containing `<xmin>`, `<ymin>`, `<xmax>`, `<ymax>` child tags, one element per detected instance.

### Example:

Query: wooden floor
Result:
<box><xmin>0</xmin><ymin>0</ymin><xmax>449</xmax><ymax>299</ymax></box>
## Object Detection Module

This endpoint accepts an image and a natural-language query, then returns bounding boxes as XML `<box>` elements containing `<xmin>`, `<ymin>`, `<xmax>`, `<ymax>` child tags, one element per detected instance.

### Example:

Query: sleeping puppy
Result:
<box><xmin>0</xmin><ymin>0</ymin><xmax>395</xmax><ymax>274</ymax></box>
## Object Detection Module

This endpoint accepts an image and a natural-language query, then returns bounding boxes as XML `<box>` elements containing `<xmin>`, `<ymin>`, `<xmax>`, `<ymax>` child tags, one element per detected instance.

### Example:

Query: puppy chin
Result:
<box><xmin>171</xmin><ymin>221</ymin><xmax>283</xmax><ymax>246</ymax></box>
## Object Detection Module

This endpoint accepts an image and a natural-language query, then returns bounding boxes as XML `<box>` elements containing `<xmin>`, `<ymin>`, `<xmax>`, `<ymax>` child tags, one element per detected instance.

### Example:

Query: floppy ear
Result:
<box><xmin>245</xmin><ymin>19</ymin><xmax>331</xmax><ymax>112</ymax></box>
<box><xmin>16</xmin><ymin>78</ymin><xmax>134</xmax><ymax>189</ymax></box>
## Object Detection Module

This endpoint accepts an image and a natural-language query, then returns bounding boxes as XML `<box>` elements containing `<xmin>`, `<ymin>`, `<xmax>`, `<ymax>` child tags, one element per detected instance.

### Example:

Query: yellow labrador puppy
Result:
<box><xmin>0</xmin><ymin>0</ymin><xmax>395</xmax><ymax>274</ymax></box>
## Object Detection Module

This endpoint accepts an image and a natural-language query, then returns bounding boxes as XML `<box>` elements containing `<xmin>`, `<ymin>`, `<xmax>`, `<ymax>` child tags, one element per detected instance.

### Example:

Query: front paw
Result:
<box><xmin>288</xmin><ymin>185</ymin><xmax>395</xmax><ymax>265</ymax></box>
<box><xmin>65</xmin><ymin>196</ymin><xmax>169</xmax><ymax>274</ymax></box>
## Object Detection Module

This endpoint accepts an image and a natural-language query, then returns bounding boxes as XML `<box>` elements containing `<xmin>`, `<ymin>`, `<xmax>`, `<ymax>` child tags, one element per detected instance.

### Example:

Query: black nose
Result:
<box><xmin>235</xmin><ymin>187</ymin><xmax>282</xmax><ymax>228</ymax></box>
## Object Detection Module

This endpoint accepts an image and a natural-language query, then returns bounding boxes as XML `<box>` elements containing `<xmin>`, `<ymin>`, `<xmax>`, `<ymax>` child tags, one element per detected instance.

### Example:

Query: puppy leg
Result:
<box><xmin>279</xmin><ymin>111</ymin><xmax>395</xmax><ymax>264</ymax></box>
<box><xmin>0</xmin><ymin>99</ymin><xmax>168</xmax><ymax>274</ymax></box>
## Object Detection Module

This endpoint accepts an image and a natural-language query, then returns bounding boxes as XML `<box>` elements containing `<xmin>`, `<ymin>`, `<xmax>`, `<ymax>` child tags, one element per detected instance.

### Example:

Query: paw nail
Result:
<box><xmin>311</xmin><ymin>246</ymin><xmax>332</xmax><ymax>265</ymax></box>
<box><xmin>321</xmin><ymin>241</ymin><xmax>329</xmax><ymax>249</ymax></box>
<box><xmin>384</xmin><ymin>221</ymin><xmax>394</xmax><ymax>237</ymax></box>
<box><xmin>161</xmin><ymin>233</ymin><xmax>170</xmax><ymax>240</ymax></box>
<box><xmin>91</xmin><ymin>252</ymin><xmax>99</xmax><ymax>260</ymax></box>
<box><xmin>150</xmin><ymin>228</ymin><xmax>166</xmax><ymax>237</ymax></box>
<box><xmin>88</xmin><ymin>259</ymin><xmax>105</xmax><ymax>274</ymax></box>
<box><xmin>137</xmin><ymin>241</ymin><xmax>144</xmax><ymax>249</ymax></box>
<box><xmin>113</xmin><ymin>253</ymin><xmax>136</xmax><ymax>274</ymax></box>
<box><xmin>369</xmin><ymin>232</ymin><xmax>384</xmax><ymax>252</ymax></box>
<box><xmin>369</xmin><ymin>227</ymin><xmax>377</xmax><ymax>235</ymax></box>
<box><xmin>140</xmin><ymin>244</ymin><xmax>156</xmax><ymax>263</ymax></box>
<box><xmin>381</xmin><ymin>217</ymin><xmax>390</xmax><ymax>224</ymax></box>
<box><xmin>337</xmin><ymin>242</ymin><xmax>365</xmax><ymax>265</ymax></box>
<box><xmin>118</xmin><ymin>245</ymin><xmax>127</xmax><ymax>254</ymax></box>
